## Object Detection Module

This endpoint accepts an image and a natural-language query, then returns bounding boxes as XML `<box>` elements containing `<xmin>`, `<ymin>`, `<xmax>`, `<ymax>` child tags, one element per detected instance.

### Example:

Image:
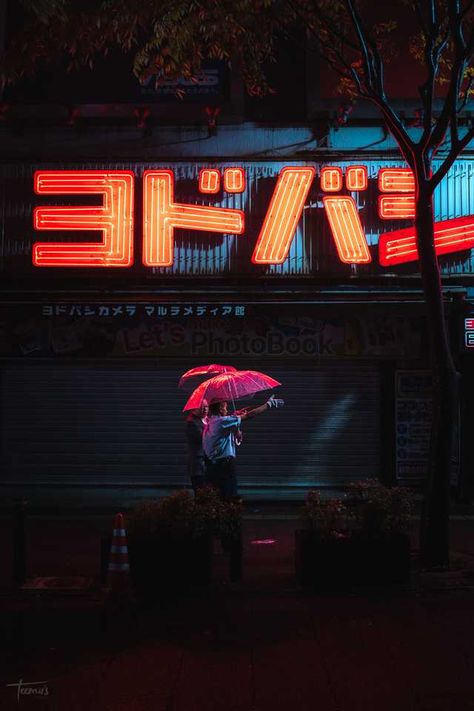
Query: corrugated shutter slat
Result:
<box><xmin>1</xmin><ymin>361</ymin><xmax>380</xmax><ymax>496</ymax></box>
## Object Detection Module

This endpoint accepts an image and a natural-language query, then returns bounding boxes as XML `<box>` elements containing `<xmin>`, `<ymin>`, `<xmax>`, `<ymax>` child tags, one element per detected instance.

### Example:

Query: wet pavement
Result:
<box><xmin>1</xmin><ymin>508</ymin><xmax>474</xmax><ymax>710</ymax></box>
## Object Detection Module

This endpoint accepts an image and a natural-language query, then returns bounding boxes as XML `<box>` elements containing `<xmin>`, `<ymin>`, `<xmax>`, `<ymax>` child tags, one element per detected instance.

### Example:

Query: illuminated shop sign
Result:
<box><xmin>32</xmin><ymin>166</ymin><xmax>474</xmax><ymax>268</ymax></box>
<box><xmin>465</xmin><ymin>318</ymin><xmax>474</xmax><ymax>348</ymax></box>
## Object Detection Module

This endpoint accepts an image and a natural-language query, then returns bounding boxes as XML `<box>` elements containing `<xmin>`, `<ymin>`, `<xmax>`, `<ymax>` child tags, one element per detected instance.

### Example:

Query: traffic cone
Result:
<box><xmin>107</xmin><ymin>512</ymin><xmax>130</xmax><ymax>592</ymax></box>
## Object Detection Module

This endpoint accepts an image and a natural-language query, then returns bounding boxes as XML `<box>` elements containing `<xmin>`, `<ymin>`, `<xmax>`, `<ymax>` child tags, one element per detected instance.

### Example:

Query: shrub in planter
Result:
<box><xmin>127</xmin><ymin>489</ymin><xmax>214</xmax><ymax>597</ymax></box>
<box><xmin>219</xmin><ymin>499</ymin><xmax>244</xmax><ymax>582</ymax></box>
<box><xmin>295</xmin><ymin>491</ymin><xmax>352</xmax><ymax>589</ymax></box>
<box><xmin>126</xmin><ymin>488</ymin><xmax>243</xmax><ymax>596</ymax></box>
<box><xmin>296</xmin><ymin>483</ymin><xmax>414</xmax><ymax>588</ymax></box>
<box><xmin>348</xmin><ymin>479</ymin><xmax>413</xmax><ymax>539</ymax></box>
<box><xmin>348</xmin><ymin>480</ymin><xmax>413</xmax><ymax>584</ymax></box>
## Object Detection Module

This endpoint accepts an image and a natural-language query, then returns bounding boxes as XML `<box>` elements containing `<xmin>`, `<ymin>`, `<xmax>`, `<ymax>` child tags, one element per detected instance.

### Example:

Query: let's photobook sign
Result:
<box><xmin>30</xmin><ymin>166</ymin><xmax>474</xmax><ymax>269</ymax></box>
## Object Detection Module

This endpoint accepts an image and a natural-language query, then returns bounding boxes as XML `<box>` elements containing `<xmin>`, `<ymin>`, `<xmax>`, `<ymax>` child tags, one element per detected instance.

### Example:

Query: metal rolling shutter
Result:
<box><xmin>0</xmin><ymin>363</ymin><xmax>187</xmax><ymax>487</ymax></box>
<box><xmin>1</xmin><ymin>360</ymin><xmax>380</xmax><ymax>498</ymax></box>
<box><xmin>233</xmin><ymin>361</ymin><xmax>381</xmax><ymax>497</ymax></box>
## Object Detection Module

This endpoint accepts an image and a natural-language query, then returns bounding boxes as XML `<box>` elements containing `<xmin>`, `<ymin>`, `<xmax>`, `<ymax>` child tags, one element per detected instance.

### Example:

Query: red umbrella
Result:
<box><xmin>178</xmin><ymin>364</ymin><xmax>237</xmax><ymax>390</ymax></box>
<box><xmin>182</xmin><ymin>370</ymin><xmax>281</xmax><ymax>412</ymax></box>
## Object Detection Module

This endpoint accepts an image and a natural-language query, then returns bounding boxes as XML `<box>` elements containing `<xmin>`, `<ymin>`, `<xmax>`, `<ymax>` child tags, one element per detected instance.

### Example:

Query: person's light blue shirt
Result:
<box><xmin>203</xmin><ymin>415</ymin><xmax>241</xmax><ymax>461</ymax></box>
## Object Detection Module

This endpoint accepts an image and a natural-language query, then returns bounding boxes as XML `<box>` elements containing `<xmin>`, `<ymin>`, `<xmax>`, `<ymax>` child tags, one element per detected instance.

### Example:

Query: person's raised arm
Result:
<box><xmin>237</xmin><ymin>395</ymin><xmax>284</xmax><ymax>420</ymax></box>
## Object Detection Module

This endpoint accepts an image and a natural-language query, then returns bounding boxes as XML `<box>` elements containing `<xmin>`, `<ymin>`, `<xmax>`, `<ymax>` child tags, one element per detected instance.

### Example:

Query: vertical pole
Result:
<box><xmin>13</xmin><ymin>498</ymin><xmax>27</xmax><ymax>585</ymax></box>
<box><xmin>0</xmin><ymin>0</ymin><xmax>6</xmax><ymax>63</ymax></box>
<box><xmin>229</xmin><ymin>533</ymin><xmax>243</xmax><ymax>582</ymax></box>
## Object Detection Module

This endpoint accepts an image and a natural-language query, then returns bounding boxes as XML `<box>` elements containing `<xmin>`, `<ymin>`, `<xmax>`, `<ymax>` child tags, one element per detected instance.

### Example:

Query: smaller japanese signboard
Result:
<box><xmin>395</xmin><ymin>371</ymin><xmax>432</xmax><ymax>481</ymax></box>
<box><xmin>464</xmin><ymin>316</ymin><xmax>474</xmax><ymax>350</ymax></box>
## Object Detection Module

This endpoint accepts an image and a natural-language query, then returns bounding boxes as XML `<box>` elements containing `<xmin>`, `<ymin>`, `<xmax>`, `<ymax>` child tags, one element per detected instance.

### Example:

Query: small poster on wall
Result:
<box><xmin>395</xmin><ymin>371</ymin><xmax>432</xmax><ymax>482</ymax></box>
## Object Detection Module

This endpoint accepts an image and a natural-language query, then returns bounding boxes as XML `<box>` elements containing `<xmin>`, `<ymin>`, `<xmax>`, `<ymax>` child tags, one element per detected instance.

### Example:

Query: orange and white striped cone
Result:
<box><xmin>107</xmin><ymin>512</ymin><xmax>130</xmax><ymax>592</ymax></box>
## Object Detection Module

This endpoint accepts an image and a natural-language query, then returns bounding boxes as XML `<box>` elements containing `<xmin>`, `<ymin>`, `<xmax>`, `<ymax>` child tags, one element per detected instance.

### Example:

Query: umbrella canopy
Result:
<box><xmin>182</xmin><ymin>370</ymin><xmax>281</xmax><ymax>412</ymax></box>
<box><xmin>178</xmin><ymin>364</ymin><xmax>237</xmax><ymax>390</ymax></box>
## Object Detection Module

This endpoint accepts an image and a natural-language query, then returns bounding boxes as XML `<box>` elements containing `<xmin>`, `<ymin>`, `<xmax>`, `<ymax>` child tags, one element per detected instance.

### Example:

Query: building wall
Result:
<box><xmin>1</xmin><ymin>20</ymin><xmax>473</xmax><ymax>502</ymax></box>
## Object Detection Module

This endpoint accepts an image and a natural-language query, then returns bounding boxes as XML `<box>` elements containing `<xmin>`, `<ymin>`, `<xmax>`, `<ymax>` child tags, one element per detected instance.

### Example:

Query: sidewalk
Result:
<box><xmin>1</xmin><ymin>512</ymin><xmax>474</xmax><ymax>710</ymax></box>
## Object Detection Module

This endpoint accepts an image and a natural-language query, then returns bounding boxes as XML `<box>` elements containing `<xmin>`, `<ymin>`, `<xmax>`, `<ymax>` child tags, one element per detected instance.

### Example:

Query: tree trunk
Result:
<box><xmin>415</xmin><ymin>187</ymin><xmax>460</xmax><ymax>568</ymax></box>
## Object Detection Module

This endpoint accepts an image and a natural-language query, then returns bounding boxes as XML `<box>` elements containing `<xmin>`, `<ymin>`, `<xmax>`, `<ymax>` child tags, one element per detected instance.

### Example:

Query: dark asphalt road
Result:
<box><xmin>1</xmin><ymin>511</ymin><xmax>474</xmax><ymax>710</ymax></box>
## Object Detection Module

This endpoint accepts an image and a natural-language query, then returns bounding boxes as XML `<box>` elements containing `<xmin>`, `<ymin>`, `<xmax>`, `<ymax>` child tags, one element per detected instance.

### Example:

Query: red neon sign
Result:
<box><xmin>379</xmin><ymin>216</ymin><xmax>474</xmax><ymax>266</ymax></box>
<box><xmin>224</xmin><ymin>168</ymin><xmax>245</xmax><ymax>193</ymax></box>
<box><xmin>320</xmin><ymin>166</ymin><xmax>342</xmax><ymax>192</ymax></box>
<box><xmin>31</xmin><ymin>165</ymin><xmax>474</xmax><ymax>269</ymax></box>
<box><xmin>142</xmin><ymin>170</ymin><xmax>244</xmax><ymax>267</ymax></box>
<box><xmin>379</xmin><ymin>196</ymin><xmax>416</xmax><ymax>219</ymax></box>
<box><xmin>252</xmin><ymin>167</ymin><xmax>315</xmax><ymax>264</ymax></box>
<box><xmin>323</xmin><ymin>197</ymin><xmax>371</xmax><ymax>263</ymax></box>
<box><xmin>320</xmin><ymin>165</ymin><xmax>371</xmax><ymax>264</ymax></box>
<box><xmin>33</xmin><ymin>171</ymin><xmax>134</xmax><ymax>267</ymax></box>
<box><xmin>379</xmin><ymin>168</ymin><xmax>415</xmax><ymax>192</ymax></box>
<box><xmin>378</xmin><ymin>168</ymin><xmax>415</xmax><ymax>220</ymax></box>
<box><xmin>199</xmin><ymin>169</ymin><xmax>220</xmax><ymax>194</ymax></box>
<box><xmin>346</xmin><ymin>166</ymin><xmax>368</xmax><ymax>192</ymax></box>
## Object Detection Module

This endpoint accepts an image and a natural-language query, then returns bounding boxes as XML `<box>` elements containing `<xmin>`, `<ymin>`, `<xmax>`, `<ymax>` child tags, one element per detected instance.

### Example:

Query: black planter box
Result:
<box><xmin>350</xmin><ymin>533</ymin><xmax>411</xmax><ymax>585</ymax></box>
<box><xmin>295</xmin><ymin>530</ymin><xmax>353</xmax><ymax>590</ymax></box>
<box><xmin>129</xmin><ymin>535</ymin><xmax>213</xmax><ymax>597</ymax></box>
<box><xmin>295</xmin><ymin>530</ymin><xmax>410</xmax><ymax>589</ymax></box>
<box><xmin>103</xmin><ymin>534</ymin><xmax>213</xmax><ymax>598</ymax></box>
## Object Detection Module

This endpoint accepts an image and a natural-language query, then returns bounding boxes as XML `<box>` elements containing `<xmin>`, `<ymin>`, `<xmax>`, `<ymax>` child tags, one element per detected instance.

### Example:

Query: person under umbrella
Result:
<box><xmin>203</xmin><ymin>395</ymin><xmax>284</xmax><ymax>501</ymax></box>
<box><xmin>180</xmin><ymin>365</ymin><xmax>235</xmax><ymax>494</ymax></box>
<box><xmin>185</xmin><ymin>399</ymin><xmax>209</xmax><ymax>494</ymax></box>
<box><xmin>183</xmin><ymin>370</ymin><xmax>281</xmax><ymax>413</ymax></box>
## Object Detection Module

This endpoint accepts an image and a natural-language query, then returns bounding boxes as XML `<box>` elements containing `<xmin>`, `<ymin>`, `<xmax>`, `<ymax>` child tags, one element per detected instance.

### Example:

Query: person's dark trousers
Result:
<box><xmin>206</xmin><ymin>457</ymin><xmax>238</xmax><ymax>500</ymax></box>
<box><xmin>189</xmin><ymin>456</ymin><xmax>207</xmax><ymax>494</ymax></box>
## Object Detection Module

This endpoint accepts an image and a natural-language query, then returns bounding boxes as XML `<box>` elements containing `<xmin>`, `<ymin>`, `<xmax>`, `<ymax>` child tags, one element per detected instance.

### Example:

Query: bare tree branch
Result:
<box><xmin>371</xmin><ymin>97</ymin><xmax>416</xmax><ymax>163</ymax></box>
<box><xmin>343</xmin><ymin>0</ymin><xmax>377</xmax><ymax>91</ymax></box>
<box><xmin>431</xmin><ymin>123</ymin><xmax>474</xmax><ymax>189</ymax></box>
<box><xmin>349</xmin><ymin>64</ymin><xmax>371</xmax><ymax>98</ymax></box>
<box><xmin>336</xmin><ymin>0</ymin><xmax>415</xmax><ymax>158</ymax></box>
<box><xmin>427</xmin><ymin>3</ymin><xmax>469</xmax><ymax>152</ymax></box>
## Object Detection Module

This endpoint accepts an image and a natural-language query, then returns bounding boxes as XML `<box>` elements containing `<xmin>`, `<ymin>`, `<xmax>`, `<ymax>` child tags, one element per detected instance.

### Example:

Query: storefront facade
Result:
<box><xmin>0</xmin><ymin>156</ymin><xmax>472</xmax><ymax>502</ymax></box>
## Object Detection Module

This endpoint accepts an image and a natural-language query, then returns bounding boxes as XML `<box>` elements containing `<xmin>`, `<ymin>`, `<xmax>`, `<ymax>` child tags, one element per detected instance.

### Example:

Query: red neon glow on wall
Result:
<box><xmin>379</xmin><ymin>196</ymin><xmax>416</xmax><ymax>219</ymax></box>
<box><xmin>199</xmin><ymin>169</ymin><xmax>220</xmax><ymax>194</ymax></box>
<box><xmin>346</xmin><ymin>166</ymin><xmax>368</xmax><ymax>192</ymax></box>
<box><xmin>320</xmin><ymin>166</ymin><xmax>342</xmax><ymax>192</ymax></box>
<box><xmin>379</xmin><ymin>168</ymin><xmax>415</xmax><ymax>193</ymax></box>
<box><xmin>143</xmin><ymin>170</ymin><xmax>244</xmax><ymax>267</ymax></box>
<box><xmin>33</xmin><ymin>171</ymin><xmax>134</xmax><ymax>267</ymax></box>
<box><xmin>378</xmin><ymin>168</ymin><xmax>415</xmax><ymax>220</ymax></box>
<box><xmin>251</xmin><ymin>167</ymin><xmax>315</xmax><ymax>264</ymax></box>
<box><xmin>30</xmin><ymin>165</ymin><xmax>474</xmax><ymax>271</ymax></box>
<box><xmin>323</xmin><ymin>196</ymin><xmax>372</xmax><ymax>263</ymax></box>
<box><xmin>379</xmin><ymin>216</ymin><xmax>474</xmax><ymax>265</ymax></box>
<box><xmin>224</xmin><ymin>168</ymin><xmax>245</xmax><ymax>193</ymax></box>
